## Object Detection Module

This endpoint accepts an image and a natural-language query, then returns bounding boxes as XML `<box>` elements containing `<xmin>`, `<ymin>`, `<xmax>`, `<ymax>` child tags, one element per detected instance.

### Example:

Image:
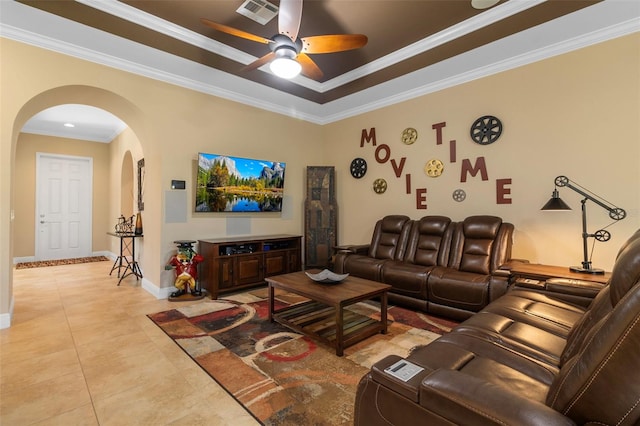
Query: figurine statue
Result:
<box><xmin>166</xmin><ymin>241</ymin><xmax>204</xmax><ymax>297</ymax></box>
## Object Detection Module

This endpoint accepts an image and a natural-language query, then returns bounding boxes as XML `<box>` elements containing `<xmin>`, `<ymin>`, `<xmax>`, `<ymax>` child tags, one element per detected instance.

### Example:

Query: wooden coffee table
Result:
<box><xmin>266</xmin><ymin>271</ymin><xmax>391</xmax><ymax>356</ymax></box>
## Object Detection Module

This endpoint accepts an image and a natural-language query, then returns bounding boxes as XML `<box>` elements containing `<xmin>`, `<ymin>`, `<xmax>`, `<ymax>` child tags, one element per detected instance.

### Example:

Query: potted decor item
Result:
<box><xmin>134</xmin><ymin>212</ymin><xmax>143</xmax><ymax>235</ymax></box>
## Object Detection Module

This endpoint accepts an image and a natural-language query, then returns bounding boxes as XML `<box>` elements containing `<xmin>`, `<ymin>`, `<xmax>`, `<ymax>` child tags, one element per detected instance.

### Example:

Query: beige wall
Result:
<box><xmin>13</xmin><ymin>133</ymin><xmax>111</xmax><ymax>258</ymax></box>
<box><xmin>107</xmin><ymin>127</ymin><xmax>144</xmax><ymax>263</ymax></box>
<box><xmin>1</xmin><ymin>37</ymin><xmax>324</xmax><ymax>320</ymax></box>
<box><xmin>324</xmin><ymin>33</ymin><xmax>640</xmax><ymax>270</ymax></box>
<box><xmin>2</xmin><ymin>33</ymin><xmax>639</xmax><ymax>324</ymax></box>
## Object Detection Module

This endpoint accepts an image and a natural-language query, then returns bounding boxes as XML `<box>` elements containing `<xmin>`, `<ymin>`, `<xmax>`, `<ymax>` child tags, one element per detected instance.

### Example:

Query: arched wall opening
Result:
<box><xmin>3</xmin><ymin>85</ymin><xmax>159</xmax><ymax>328</ymax></box>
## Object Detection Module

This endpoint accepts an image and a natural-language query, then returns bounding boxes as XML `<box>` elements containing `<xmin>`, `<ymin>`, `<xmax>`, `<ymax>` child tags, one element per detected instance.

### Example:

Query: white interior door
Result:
<box><xmin>36</xmin><ymin>153</ymin><xmax>93</xmax><ymax>261</ymax></box>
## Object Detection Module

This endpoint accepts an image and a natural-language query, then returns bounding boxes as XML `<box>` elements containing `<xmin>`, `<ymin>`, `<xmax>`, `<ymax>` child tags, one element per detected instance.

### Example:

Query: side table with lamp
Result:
<box><xmin>510</xmin><ymin>175</ymin><xmax>626</xmax><ymax>307</ymax></box>
<box><xmin>540</xmin><ymin>175</ymin><xmax>627</xmax><ymax>274</ymax></box>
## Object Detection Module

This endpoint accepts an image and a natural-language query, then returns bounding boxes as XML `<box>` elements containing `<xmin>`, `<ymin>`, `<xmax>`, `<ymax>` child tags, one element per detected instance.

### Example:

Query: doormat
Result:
<box><xmin>148</xmin><ymin>292</ymin><xmax>458</xmax><ymax>425</ymax></box>
<box><xmin>15</xmin><ymin>256</ymin><xmax>110</xmax><ymax>269</ymax></box>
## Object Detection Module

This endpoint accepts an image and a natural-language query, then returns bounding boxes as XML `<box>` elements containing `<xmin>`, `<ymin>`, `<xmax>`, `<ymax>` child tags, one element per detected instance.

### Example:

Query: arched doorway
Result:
<box><xmin>2</xmin><ymin>85</ymin><xmax>151</xmax><ymax>328</ymax></box>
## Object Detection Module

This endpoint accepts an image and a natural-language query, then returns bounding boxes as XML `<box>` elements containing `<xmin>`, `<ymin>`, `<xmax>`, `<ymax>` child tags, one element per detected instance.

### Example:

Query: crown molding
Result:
<box><xmin>76</xmin><ymin>0</ymin><xmax>546</xmax><ymax>94</ymax></box>
<box><xmin>1</xmin><ymin>0</ymin><xmax>638</xmax><ymax>125</ymax></box>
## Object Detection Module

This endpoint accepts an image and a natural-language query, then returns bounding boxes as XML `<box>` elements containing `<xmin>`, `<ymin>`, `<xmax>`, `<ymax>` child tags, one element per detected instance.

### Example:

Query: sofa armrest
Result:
<box><xmin>333</xmin><ymin>244</ymin><xmax>371</xmax><ymax>273</ymax></box>
<box><xmin>420</xmin><ymin>369</ymin><xmax>575</xmax><ymax>426</ymax></box>
<box><xmin>334</xmin><ymin>244</ymin><xmax>369</xmax><ymax>255</ymax></box>
<box><xmin>544</xmin><ymin>278</ymin><xmax>605</xmax><ymax>299</ymax></box>
<box><xmin>499</xmin><ymin>259</ymin><xmax>531</xmax><ymax>271</ymax></box>
<box><xmin>492</xmin><ymin>268</ymin><xmax>511</xmax><ymax>278</ymax></box>
<box><xmin>489</xmin><ymin>275</ymin><xmax>510</xmax><ymax>301</ymax></box>
<box><xmin>511</xmin><ymin>277</ymin><xmax>605</xmax><ymax>308</ymax></box>
<box><xmin>370</xmin><ymin>355</ymin><xmax>432</xmax><ymax>403</ymax></box>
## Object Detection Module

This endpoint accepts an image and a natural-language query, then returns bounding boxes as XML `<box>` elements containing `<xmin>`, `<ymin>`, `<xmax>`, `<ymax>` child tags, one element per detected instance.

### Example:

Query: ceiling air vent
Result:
<box><xmin>236</xmin><ymin>0</ymin><xmax>279</xmax><ymax>25</ymax></box>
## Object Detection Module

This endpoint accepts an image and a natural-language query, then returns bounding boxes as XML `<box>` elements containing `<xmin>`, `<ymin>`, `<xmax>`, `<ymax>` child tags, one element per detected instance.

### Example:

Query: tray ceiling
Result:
<box><xmin>2</xmin><ymin>0</ymin><xmax>639</xmax><ymax>131</ymax></box>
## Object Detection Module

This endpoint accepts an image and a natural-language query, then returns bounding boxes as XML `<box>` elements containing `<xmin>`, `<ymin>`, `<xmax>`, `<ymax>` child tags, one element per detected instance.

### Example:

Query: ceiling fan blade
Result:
<box><xmin>297</xmin><ymin>53</ymin><xmax>324</xmax><ymax>80</ymax></box>
<box><xmin>278</xmin><ymin>0</ymin><xmax>303</xmax><ymax>42</ymax></box>
<box><xmin>242</xmin><ymin>52</ymin><xmax>276</xmax><ymax>72</ymax></box>
<box><xmin>301</xmin><ymin>34</ymin><xmax>368</xmax><ymax>54</ymax></box>
<box><xmin>201</xmin><ymin>18</ymin><xmax>273</xmax><ymax>45</ymax></box>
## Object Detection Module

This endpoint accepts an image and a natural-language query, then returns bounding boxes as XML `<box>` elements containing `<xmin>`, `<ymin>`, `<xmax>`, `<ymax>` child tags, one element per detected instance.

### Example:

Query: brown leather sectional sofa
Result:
<box><xmin>354</xmin><ymin>229</ymin><xmax>640</xmax><ymax>425</ymax></box>
<box><xmin>334</xmin><ymin>215</ymin><xmax>516</xmax><ymax>320</ymax></box>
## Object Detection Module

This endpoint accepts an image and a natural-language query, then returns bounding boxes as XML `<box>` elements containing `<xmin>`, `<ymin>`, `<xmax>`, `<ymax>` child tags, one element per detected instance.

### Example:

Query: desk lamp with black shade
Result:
<box><xmin>541</xmin><ymin>175</ymin><xmax>626</xmax><ymax>274</ymax></box>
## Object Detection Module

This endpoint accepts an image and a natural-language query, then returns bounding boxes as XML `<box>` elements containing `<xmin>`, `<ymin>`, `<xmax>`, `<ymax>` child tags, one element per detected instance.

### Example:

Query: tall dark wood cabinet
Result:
<box><xmin>305</xmin><ymin>166</ymin><xmax>337</xmax><ymax>269</ymax></box>
<box><xmin>198</xmin><ymin>235</ymin><xmax>301</xmax><ymax>299</ymax></box>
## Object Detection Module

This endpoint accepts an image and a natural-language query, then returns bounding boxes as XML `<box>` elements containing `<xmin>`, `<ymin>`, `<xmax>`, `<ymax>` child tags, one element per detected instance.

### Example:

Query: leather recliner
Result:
<box><xmin>335</xmin><ymin>215</ymin><xmax>515</xmax><ymax>320</ymax></box>
<box><xmin>426</xmin><ymin>215</ymin><xmax>514</xmax><ymax>320</ymax></box>
<box><xmin>380</xmin><ymin>216</ymin><xmax>454</xmax><ymax>312</ymax></box>
<box><xmin>333</xmin><ymin>215</ymin><xmax>412</xmax><ymax>281</ymax></box>
<box><xmin>354</xmin><ymin>229</ymin><xmax>640</xmax><ymax>425</ymax></box>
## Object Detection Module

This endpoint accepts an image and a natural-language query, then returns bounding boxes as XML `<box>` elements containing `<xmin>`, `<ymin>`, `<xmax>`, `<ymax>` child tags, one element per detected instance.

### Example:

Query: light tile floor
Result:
<box><xmin>0</xmin><ymin>261</ymin><xmax>261</xmax><ymax>425</ymax></box>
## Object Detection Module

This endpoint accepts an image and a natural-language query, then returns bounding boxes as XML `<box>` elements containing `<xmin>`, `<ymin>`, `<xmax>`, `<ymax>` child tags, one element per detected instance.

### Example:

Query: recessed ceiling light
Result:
<box><xmin>64</xmin><ymin>123</ymin><xmax>75</xmax><ymax>128</ymax></box>
<box><xmin>471</xmin><ymin>0</ymin><xmax>500</xmax><ymax>10</ymax></box>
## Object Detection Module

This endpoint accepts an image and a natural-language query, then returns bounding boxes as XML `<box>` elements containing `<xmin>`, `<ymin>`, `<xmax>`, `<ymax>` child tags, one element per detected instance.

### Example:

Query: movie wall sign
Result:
<box><xmin>351</xmin><ymin>116</ymin><xmax>512</xmax><ymax>209</ymax></box>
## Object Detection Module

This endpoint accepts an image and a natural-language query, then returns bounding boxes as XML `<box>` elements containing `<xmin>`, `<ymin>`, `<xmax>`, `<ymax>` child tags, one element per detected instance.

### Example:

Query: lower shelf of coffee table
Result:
<box><xmin>272</xmin><ymin>300</ymin><xmax>383</xmax><ymax>350</ymax></box>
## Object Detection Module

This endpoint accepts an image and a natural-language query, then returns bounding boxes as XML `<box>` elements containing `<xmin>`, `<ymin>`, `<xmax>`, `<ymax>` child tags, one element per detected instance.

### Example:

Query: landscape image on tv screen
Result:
<box><xmin>196</xmin><ymin>153</ymin><xmax>286</xmax><ymax>212</ymax></box>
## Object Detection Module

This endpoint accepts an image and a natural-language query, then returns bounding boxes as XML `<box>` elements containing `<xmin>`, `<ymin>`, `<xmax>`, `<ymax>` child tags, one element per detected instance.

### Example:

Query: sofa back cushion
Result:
<box><xmin>560</xmin><ymin>229</ymin><xmax>640</xmax><ymax>365</ymax></box>
<box><xmin>548</xmin><ymin>233</ymin><xmax>640</xmax><ymax>424</ymax></box>
<box><xmin>448</xmin><ymin>216</ymin><xmax>513</xmax><ymax>274</ymax></box>
<box><xmin>404</xmin><ymin>216</ymin><xmax>454</xmax><ymax>266</ymax></box>
<box><xmin>369</xmin><ymin>215</ymin><xmax>412</xmax><ymax>260</ymax></box>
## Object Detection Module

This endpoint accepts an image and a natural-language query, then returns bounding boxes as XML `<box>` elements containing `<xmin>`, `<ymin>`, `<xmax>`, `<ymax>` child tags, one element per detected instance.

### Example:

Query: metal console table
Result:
<box><xmin>107</xmin><ymin>232</ymin><xmax>143</xmax><ymax>285</ymax></box>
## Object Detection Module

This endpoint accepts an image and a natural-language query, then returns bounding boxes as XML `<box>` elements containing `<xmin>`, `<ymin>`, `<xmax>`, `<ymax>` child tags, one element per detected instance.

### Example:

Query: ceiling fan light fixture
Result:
<box><xmin>269</xmin><ymin>46</ymin><xmax>301</xmax><ymax>79</ymax></box>
<box><xmin>270</xmin><ymin>58</ymin><xmax>301</xmax><ymax>79</ymax></box>
<box><xmin>471</xmin><ymin>0</ymin><xmax>500</xmax><ymax>9</ymax></box>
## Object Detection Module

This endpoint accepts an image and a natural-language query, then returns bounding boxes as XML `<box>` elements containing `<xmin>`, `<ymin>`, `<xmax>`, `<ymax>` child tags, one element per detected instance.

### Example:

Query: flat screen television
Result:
<box><xmin>196</xmin><ymin>153</ymin><xmax>286</xmax><ymax>213</ymax></box>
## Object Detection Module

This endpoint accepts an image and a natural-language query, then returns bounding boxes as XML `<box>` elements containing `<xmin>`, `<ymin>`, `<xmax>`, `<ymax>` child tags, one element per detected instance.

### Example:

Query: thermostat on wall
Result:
<box><xmin>171</xmin><ymin>180</ymin><xmax>185</xmax><ymax>190</ymax></box>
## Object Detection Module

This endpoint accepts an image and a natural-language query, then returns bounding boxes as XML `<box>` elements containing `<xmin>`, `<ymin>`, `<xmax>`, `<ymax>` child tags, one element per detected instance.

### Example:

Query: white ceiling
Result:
<box><xmin>2</xmin><ymin>0</ymin><xmax>639</xmax><ymax>142</ymax></box>
<box><xmin>21</xmin><ymin>104</ymin><xmax>127</xmax><ymax>143</ymax></box>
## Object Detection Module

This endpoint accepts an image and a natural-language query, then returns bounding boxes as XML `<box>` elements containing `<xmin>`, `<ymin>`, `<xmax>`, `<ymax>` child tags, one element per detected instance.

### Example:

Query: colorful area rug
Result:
<box><xmin>148</xmin><ymin>289</ymin><xmax>458</xmax><ymax>425</ymax></box>
<box><xmin>15</xmin><ymin>256</ymin><xmax>110</xmax><ymax>269</ymax></box>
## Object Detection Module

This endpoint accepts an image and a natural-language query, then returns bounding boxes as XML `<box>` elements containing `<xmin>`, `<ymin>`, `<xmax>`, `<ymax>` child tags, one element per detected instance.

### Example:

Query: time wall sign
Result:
<box><xmin>351</xmin><ymin>116</ymin><xmax>512</xmax><ymax>209</ymax></box>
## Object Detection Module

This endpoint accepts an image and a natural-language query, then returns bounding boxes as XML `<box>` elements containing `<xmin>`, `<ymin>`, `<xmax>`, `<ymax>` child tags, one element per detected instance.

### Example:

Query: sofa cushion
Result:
<box><xmin>448</xmin><ymin>216</ymin><xmax>513</xmax><ymax>274</ymax></box>
<box><xmin>380</xmin><ymin>261</ymin><xmax>430</xmax><ymax>299</ymax></box>
<box><xmin>451</xmin><ymin>312</ymin><xmax>567</xmax><ymax>367</ymax></box>
<box><xmin>369</xmin><ymin>215</ymin><xmax>412</xmax><ymax>260</ymax></box>
<box><xmin>548</xmin><ymin>280</ymin><xmax>640</xmax><ymax>424</ymax></box>
<box><xmin>481</xmin><ymin>289</ymin><xmax>586</xmax><ymax>338</ymax></box>
<box><xmin>427</xmin><ymin>267</ymin><xmax>490</xmax><ymax>312</ymax></box>
<box><xmin>404</xmin><ymin>215</ymin><xmax>453</xmax><ymax>267</ymax></box>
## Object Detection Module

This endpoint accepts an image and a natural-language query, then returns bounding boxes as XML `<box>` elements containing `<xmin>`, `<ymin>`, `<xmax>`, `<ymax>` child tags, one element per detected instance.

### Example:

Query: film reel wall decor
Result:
<box><xmin>424</xmin><ymin>159</ymin><xmax>444</xmax><ymax>177</ymax></box>
<box><xmin>350</xmin><ymin>157</ymin><xmax>367</xmax><ymax>179</ymax></box>
<box><xmin>401</xmin><ymin>127</ymin><xmax>418</xmax><ymax>145</ymax></box>
<box><xmin>372</xmin><ymin>178</ymin><xmax>387</xmax><ymax>194</ymax></box>
<box><xmin>470</xmin><ymin>115</ymin><xmax>502</xmax><ymax>145</ymax></box>
<box><xmin>351</xmin><ymin>119</ymin><xmax>513</xmax><ymax>209</ymax></box>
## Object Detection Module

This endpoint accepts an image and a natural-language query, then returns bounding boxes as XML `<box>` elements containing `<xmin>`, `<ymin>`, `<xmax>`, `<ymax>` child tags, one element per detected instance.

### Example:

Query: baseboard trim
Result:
<box><xmin>0</xmin><ymin>296</ymin><xmax>14</xmax><ymax>329</ymax></box>
<box><xmin>93</xmin><ymin>250</ymin><xmax>116</xmax><ymax>260</ymax></box>
<box><xmin>141</xmin><ymin>278</ymin><xmax>174</xmax><ymax>300</ymax></box>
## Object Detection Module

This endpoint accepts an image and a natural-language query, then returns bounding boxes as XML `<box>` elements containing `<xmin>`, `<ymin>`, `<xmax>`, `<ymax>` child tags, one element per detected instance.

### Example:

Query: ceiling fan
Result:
<box><xmin>201</xmin><ymin>0</ymin><xmax>368</xmax><ymax>80</ymax></box>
